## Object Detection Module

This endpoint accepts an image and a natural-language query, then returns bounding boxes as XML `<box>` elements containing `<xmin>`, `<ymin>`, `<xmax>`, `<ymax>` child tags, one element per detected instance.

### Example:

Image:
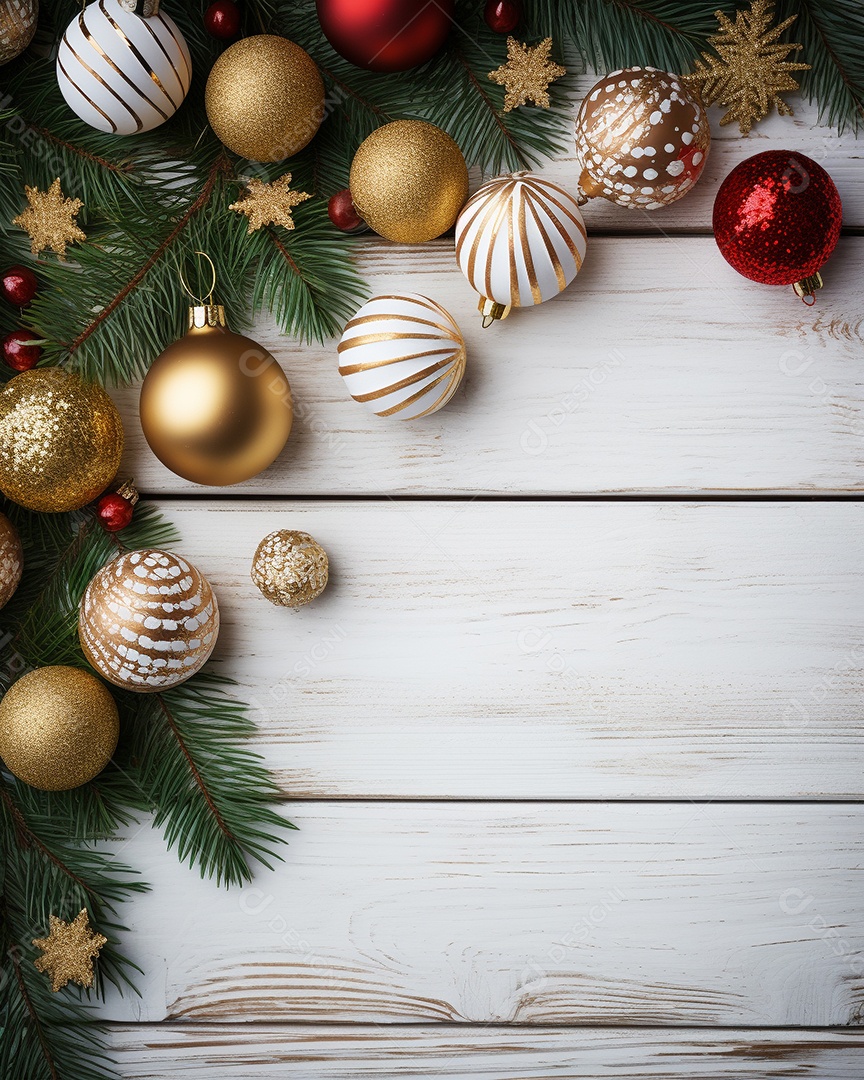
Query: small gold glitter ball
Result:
<box><xmin>349</xmin><ymin>120</ymin><xmax>469</xmax><ymax>243</ymax></box>
<box><xmin>0</xmin><ymin>511</ymin><xmax>23</xmax><ymax>609</ymax></box>
<box><xmin>0</xmin><ymin>666</ymin><xmax>119</xmax><ymax>791</ymax></box>
<box><xmin>251</xmin><ymin>530</ymin><xmax>328</xmax><ymax>609</ymax></box>
<box><xmin>205</xmin><ymin>35</ymin><xmax>325</xmax><ymax>162</ymax></box>
<box><xmin>0</xmin><ymin>369</ymin><xmax>124</xmax><ymax>513</ymax></box>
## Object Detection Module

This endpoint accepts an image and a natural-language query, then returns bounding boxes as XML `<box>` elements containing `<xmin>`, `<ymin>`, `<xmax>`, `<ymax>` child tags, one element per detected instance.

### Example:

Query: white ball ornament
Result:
<box><xmin>338</xmin><ymin>294</ymin><xmax>467</xmax><ymax>420</ymax></box>
<box><xmin>455</xmin><ymin>172</ymin><xmax>587</xmax><ymax>320</ymax></box>
<box><xmin>57</xmin><ymin>0</ymin><xmax>191</xmax><ymax>135</ymax></box>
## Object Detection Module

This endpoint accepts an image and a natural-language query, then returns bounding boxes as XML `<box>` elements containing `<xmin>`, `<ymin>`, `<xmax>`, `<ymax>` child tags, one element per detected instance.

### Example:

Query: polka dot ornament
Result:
<box><xmin>575</xmin><ymin>67</ymin><xmax>710</xmax><ymax>210</ymax></box>
<box><xmin>79</xmin><ymin>549</ymin><xmax>219</xmax><ymax>693</ymax></box>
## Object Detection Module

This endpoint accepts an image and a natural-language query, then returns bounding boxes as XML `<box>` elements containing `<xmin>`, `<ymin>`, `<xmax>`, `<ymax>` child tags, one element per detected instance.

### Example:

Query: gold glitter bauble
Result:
<box><xmin>251</xmin><ymin>530</ymin><xmax>328</xmax><ymax>608</ymax></box>
<box><xmin>79</xmin><ymin>549</ymin><xmax>220</xmax><ymax>692</ymax></box>
<box><xmin>0</xmin><ymin>369</ymin><xmax>124</xmax><ymax>513</ymax></box>
<box><xmin>140</xmin><ymin>306</ymin><xmax>292</xmax><ymax>486</ymax></box>
<box><xmin>205</xmin><ymin>35</ymin><xmax>324</xmax><ymax>162</ymax></box>
<box><xmin>0</xmin><ymin>0</ymin><xmax>37</xmax><ymax>66</ymax></box>
<box><xmin>575</xmin><ymin>67</ymin><xmax>710</xmax><ymax>210</ymax></box>
<box><xmin>33</xmin><ymin>909</ymin><xmax>107</xmax><ymax>993</ymax></box>
<box><xmin>0</xmin><ymin>666</ymin><xmax>119</xmax><ymax>791</ymax></box>
<box><xmin>0</xmin><ymin>511</ymin><xmax>22</xmax><ymax>609</ymax></box>
<box><xmin>349</xmin><ymin>120</ymin><xmax>469</xmax><ymax>243</ymax></box>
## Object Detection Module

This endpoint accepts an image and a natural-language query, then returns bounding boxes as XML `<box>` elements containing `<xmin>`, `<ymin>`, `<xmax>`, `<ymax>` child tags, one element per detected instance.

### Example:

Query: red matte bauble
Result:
<box><xmin>484</xmin><ymin>0</ymin><xmax>520</xmax><ymax>33</ymax></box>
<box><xmin>1</xmin><ymin>265</ymin><xmax>38</xmax><ymax>307</ymax></box>
<box><xmin>328</xmin><ymin>188</ymin><xmax>364</xmax><ymax>232</ymax></box>
<box><xmin>2</xmin><ymin>330</ymin><xmax>41</xmax><ymax>372</ymax></box>
<box><xmin>316</xmin><ymin>0</ymin><xmax>454</xmax><ymax>71</ymax></box>
<box><xmin>95</xmin><ymin>493</ymin><xmax>134</xmax><ymax>532</ymax></box>
<box><xmin>713</xmin><ymin>150</ymin><xmax>842</xmax><ymax>287</ymax></box>
<box><xmin>204</xmin><ymin>0</ymin><xmax>241</xmax><ymax>39</ymax></box>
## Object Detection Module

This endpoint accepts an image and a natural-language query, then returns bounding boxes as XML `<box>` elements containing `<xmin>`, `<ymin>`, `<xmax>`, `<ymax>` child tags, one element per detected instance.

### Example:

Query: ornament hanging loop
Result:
<box><xmin>118</xmin><ymin>0</ymin><xmax>161</xmax><ymax>15</ymax></box>
<box><xmin>793</xmin><ymin>271</ymin><xmax>823</xmax><ymax>305</ymax></box>
<box><xmin>179</xmin><ymin>251</ymin><xmax>217</xmax><ymax>306</ymax></box>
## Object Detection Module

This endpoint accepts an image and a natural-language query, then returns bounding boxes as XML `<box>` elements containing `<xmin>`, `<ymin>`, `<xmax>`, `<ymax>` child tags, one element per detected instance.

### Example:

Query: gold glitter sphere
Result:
<box><xmin>0</xmin><ymin>512</ymin><xmax>22</xmax><ymax>609</ymax></box>
<box><xmin>205</xmin><ymin>35</ymin><xmax>325</xmax><ymax>162</ymax></box>
<box><xmin>349</xmin><ymin>120</ymin><xmax>469</xmax><ymax>243</ymax></box>
<box><xmin>79</xmin><ymin>549</ymin><xmax>220</xmax><ymax>692</ymax></box>
<box><xmin>251</xmin><ymin>530</ymin><xmax>328</xmax><ymax>608</ymax></box>
<box><xmin>0</xmin><ymin>368</ymin><xmax>124</xmax><ymax>513</ymax></box>
<box><xmin>0</xmin><ymin>666</ymin><xmax>119</xmax><ymax>791</ymax></box>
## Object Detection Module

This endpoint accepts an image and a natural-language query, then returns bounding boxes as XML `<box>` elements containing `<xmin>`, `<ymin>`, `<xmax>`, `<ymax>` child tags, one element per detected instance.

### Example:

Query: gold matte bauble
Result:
<box><xmin>349</xmin><ymin>120</ymin><xmax>469</xmax><ymax>243</ymax></box>
<box><xmin>79</xmin><ymin>548</ymin><xmax>219</xmax><ymax>692</ymax></box>
<box><xmin>0</xmin><ymin>0</ymin><xmax>38</xmax><ymax>66</ymax></box>
<box><xmin>251</xmin><ymin>530</ymin><xmax>329</xmax><ymax>608</ymax></box>
<box><xmin>0</xmin><ymin>667</ymin><xmax>119</xmax><ymax>791</ymax></box>
<box><xmin>0</xmin><ymin>369</ymin><xmax>124</xmax><ymax>513</ymax></box>
<box><xmin>0</xmin><ymin>511</ymin><xmax>22</xmax><ymax>609</ymax></box>
<box><xmin>205</xmin><ymin>34</ymin><xmax>325</xmax><ymax>162</ymax></box>
<box><xmin>139</xmin><ymin>306</ymin><xmax>293</xmax><ymax>487</ymax></box>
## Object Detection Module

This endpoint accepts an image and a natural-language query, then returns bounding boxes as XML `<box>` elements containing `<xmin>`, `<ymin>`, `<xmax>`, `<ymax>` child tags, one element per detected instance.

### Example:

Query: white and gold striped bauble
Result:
<box><xmin>338</xmin><ymin>293</ymin><xmax>466</xmax><ymax>420</ymax></box>
<box><xmin>79</xmin><ymin>549</ymin><xmax>219</xmax><ymax>693</ymax></box>
<box><xmin>0</xmin><ymin>0</ymin><xmax>37</xmax><ymax>65</ymax></box>
<box><xmin>455</xmin><ymin>172</ymin><xmax>588</xmax><ymax>310</ymax></box>
<box><xmin>57</xmin><ymin>0</ymin><xmax>191</xmax><ymax>135</ymax></box>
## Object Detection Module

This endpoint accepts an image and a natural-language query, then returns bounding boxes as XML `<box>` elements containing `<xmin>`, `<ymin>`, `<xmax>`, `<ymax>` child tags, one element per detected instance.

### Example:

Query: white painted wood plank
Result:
<box><xmin>98</xmin><ymin>802</ymin><xmax>864</xmax><ymax>1025</ymax></box>
<box><xmin>155</xmin><ymin>500</ymin><xmax>863</xmax><ymax>799</ymax></box>
<box><xmin>106</xmin><ymin>1025</ymin><xmax>864</xmax><ymax>1079</ymax></box>
<box><xmin>114</xmin><ymin>235</ymin><xmax>864</xmax><ymax>496</ymax></box>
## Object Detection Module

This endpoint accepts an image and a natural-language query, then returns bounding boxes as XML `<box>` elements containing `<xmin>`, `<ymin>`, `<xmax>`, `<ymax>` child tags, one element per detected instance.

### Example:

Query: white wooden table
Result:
<box><xmin>101</xmin><ymin>82</ymin><xmax>864</xmax><ymax>1077</ymax></box>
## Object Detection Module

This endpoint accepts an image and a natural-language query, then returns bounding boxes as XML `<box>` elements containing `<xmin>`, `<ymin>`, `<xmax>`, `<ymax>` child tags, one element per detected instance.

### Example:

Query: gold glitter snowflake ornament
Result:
<box><xmin>488</xmin><ymin>37</ymin><xmax>566</xmax><ymax>112</ymax></box>
<box><xmin>683</xmin><ymin>0</ymin><xmax>810</xmax><ymax>134</ymax></box>
<box><xmin>230</xmin><ymin>173</ymin><xmax>312</xmax><ymax>233</ymax></box>
<box><xmin>33</xmin><ymin>909</ymin><xmax>107</xmax><ymax>992</ymax></box>
<box><xmin>13</xmin><ymin>178</ymin><xmax>85</xmax><ymax>258</ymax></box>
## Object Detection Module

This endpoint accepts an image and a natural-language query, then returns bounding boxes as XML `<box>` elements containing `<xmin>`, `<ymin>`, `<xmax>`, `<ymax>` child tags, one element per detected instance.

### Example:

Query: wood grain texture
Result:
<box><xmin>153</xmin><ymin>500</ymin><xmax>863</xmax><ymax>799</ymax></box>
<box><xmin>98</xmin><ymin>802</ymin><xmax>864</xmax><ymax>1026</ymax></box>
<box><xmin>106</xmin><ymin>1025</ymin><xmax>864</xmax><ymax>1079</ymax></box>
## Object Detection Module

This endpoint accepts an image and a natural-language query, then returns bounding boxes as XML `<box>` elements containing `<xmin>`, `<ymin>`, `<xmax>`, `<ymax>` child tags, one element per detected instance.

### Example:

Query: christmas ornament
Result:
<box><xmin>1</xmin><ymin>264</ymin><xmax>38</xmax><ymax>307</ymax></box>
<box><xmin>95</xmin><ymin>479</ymin><xmax>138</xmax><ymax>532</ymax></box>
<box><xmin>205</xmin><ymin>35</ymin><xmax>324</xmax><ymax>162</ymax></box>
<box><xmin>13</xmin><ymin>179</ymin><xmax>85</xmax><ymax>258</ymax></box>
<box><xmin>230</xmin><ymin>174</ymin><xmax>311</xmax><ymax>233</ymax></box>
<box><xmin>79</xmin><ymin>549</ymin><xmax>220</xmax><ymax>692</ymax></box>
<box><xmin>338</xmin><ymin>293</ymin><xmax>466</xmax><ymax>417</ymax></box>
<box><xmin>2</xmin><ymin>329</ymin><xmax>41</xmax><ymax>371</ymax></box>
<box><xmin>575</xmin><ymin>67</ymin><xmax>710</xmax><ymax>210</ymax></box>
<box><xmin>683</xmin><ymin>0</ymin><xmax>809</xmax><ymax>135</ymax></box>
<box><xmin>484</xmin><ymin>0</ymin><xmax>520</xmax><ymax>34</ymax></box>
<box><xmin>349</xmin><ymin>120</ymin><xmax>468</xmax><ymax>243</ymax></box>
<box><xmin>0</xmin><ymin>368</ymin><xmax>123</xmax><ymax>513</ymax></box>
<box><xmin>316</xmin><ymin>0</ymin><xmax>453</xmax><ymax>71</ymax></box>
<box><xmin>455</xmin><ymin>172</ymin><xmax>587</xmax><ymax>322</ymax></box>
<box><xmin>487</xmin><ymin>36</ymin><xmax>565</xmax><ymax>111</ymax></box>
<box><xmin>0</xmin><ymin>511</ymin><xmax>22</xmax><ymax>609</ymax></box>
<box><xmin>713</xmin><ymin>150</ymin><xmax>842</xmax><ymax>302</ymax></box>
<box><xmin>251</xmin><ymin>530</ymin><xmax>329</xmax><ymax>608</ymax></box>
<box><xmin>204</xmin><ymin>0</ymin><xmax>240</xmax><ymax>39</ymax></box>
<box><xmin>0</xmin><ymin>0</ymin><xmax>37</xmax><ymax>65</ymax></box>
<box><xmin>0</xmin><ymin>666</ymin><xmax>119</xmax><ymax>791</ymax></box>
<box><xmin>327</xmin><ymin>188</ymin><xmax>364</xmax><ymax>232</ymax></box>
<box><xmin>56</xmin><ymin>0</ymin><xmax>192</xmax><ymax>135</ymax></box>
<box><xmin>33</xmin><ymin>910</ymin><xmax>107</xmax><ymax>992</ymax></box>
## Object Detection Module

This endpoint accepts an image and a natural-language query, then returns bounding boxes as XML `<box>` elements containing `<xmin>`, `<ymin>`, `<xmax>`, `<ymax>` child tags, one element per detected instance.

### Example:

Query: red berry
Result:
<box><xmin>484</xmin><ymin>0</ymin><xmax>520</xmax><ymax>33</ymax></box>
<box><xmin>2</xmin><ymin>329</ymin><xmax>41</xmax><ymax>372</ymax></box>
<box><xmin>204</xmin><ymin>0</ymin><xmax>241</xmax><ymax>39</ymax></box>
<box><xmin>328</xmin><ymin>188</ymin><xmax>364</xmax><ymax>232</ymax></box>
<box><xmin>96</xmin><ymin>493</ymin><xmax>134</xmax><ymax>532</ymax></box>
<box><xmin>1</xmin><ymin>265</ymin><xmax>38</xmax><ymax>307</ymax></box>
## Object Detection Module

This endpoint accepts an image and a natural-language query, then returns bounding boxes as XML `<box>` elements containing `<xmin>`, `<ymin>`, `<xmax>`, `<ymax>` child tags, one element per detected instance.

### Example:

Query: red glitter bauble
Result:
<box><xmin>95</xmin><ymin>493</ymin><xmax>134</xmax><ymax>532</ymax></box>
<box><xmin>204</xmin><ymin>0</ymin><xmax>241</xmax><ymax>40</ymax></box>
<box><xmin>713</xmin><ymin>151</ymin><xmax>842</xmax><ymax>290</ymax></box>
<box><xmin>484</xmin><ymin>0</ymin><xmax>520</xmax><ymax>33</ymax></box>
<box><xmin>316</xmin><ymin>0</ymin><xmax>454</xmax><ymax>71</ymax></box>
<box><xmin>1</xmin><ymin>265</ymin><xmax>38</xmax><ymax>307</ymax></box>
<box><xmin>2</xmin><ymin>330</ymin><xmax>41</xmax><ymax>372</ymax></box>
<box><xmin>328</xmin><ymin>188</ymin><xmax>364</xmax><ymax>232</ymax></box>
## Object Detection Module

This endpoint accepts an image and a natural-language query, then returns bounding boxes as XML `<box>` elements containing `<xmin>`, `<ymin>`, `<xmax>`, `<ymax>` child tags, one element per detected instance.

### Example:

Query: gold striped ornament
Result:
<box><xmin>0</xmin><ymin>0</ymin><xmax>37</xmax><ymax>65</ymax></box>
<box><xmin>56</xmin><ymin>0</ymin><xmax>191</xmax><ymax>135</ymax></box>
<box><xmin>338</xmin><ymin>293</ymin><xmax>467</xmax><ymax>420</ymax></box>
<box><xmin>79</xmin><ymin>549</ymin><xmax>219</xmax><ymax>692</ymax></box>
<box><xmin>454</xmin><ymin>172</ymin><xmax>588</xmax><ymax>322</ymax></box>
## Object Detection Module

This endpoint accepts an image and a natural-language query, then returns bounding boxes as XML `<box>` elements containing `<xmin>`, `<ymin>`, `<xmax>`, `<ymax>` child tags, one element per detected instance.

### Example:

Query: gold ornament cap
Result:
<box><xmin>188</xmin><ymin>304</ymin><xmax>227</xmax><ymax>330</ymax></box>
<box><xmin>478</xmin><ymin>297</ymin><xmax>511</xmax><ymax>327</ymax></box>
<box><xmin>793</xmin><ymin>272</ymin><xmax>823</xmax><ymax>305</ymax></box>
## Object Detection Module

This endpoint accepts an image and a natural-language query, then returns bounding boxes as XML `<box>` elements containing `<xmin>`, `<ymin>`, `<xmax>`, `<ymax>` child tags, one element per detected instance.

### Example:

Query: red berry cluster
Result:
<box><xmin>1</xmin><ymin>265</ymin><xmax>40</xmax><ymax>371</ymax></box>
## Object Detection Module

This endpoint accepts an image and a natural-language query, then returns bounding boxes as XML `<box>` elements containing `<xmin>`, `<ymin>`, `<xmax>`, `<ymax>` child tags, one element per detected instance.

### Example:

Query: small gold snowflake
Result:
<box><xmin>33</xmin><ymin>909</ymin><xmax>107</xmax><ymax>993</ymax></box>
<box><xmin>683</xmin><ymin>0</ymin><xmax>810</xmax><ymax>134</ymax></box>
<box><xmin>229</xmin><ymin>174</ymin><xmax>312</xmax><ymax>234</ymax></box>
<box><xmin>487</xmin><ymin>37</ymin><xmax>566</xmax><ymax>112</ymax></box>
<box><xmin>13</xmin><ymin>178</ymin><xmax>86</xmax><ymax>258</ymax></box>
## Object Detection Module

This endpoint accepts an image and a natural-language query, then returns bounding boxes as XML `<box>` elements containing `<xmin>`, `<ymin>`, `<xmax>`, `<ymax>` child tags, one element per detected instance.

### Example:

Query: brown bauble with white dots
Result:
<box><xmin>575</xmin><ymin>67</ymin><xmax>710</xmax><ymax>210</ymax></box>
<box><xmin>0</xmin><ymin>511</ymin><xmax>22</xmax><ymax>609</ymax></box>
<box><xmin>79</xmin><ymin>549</ymin><xmax>219</xmax><ymax>693</ymax></box>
